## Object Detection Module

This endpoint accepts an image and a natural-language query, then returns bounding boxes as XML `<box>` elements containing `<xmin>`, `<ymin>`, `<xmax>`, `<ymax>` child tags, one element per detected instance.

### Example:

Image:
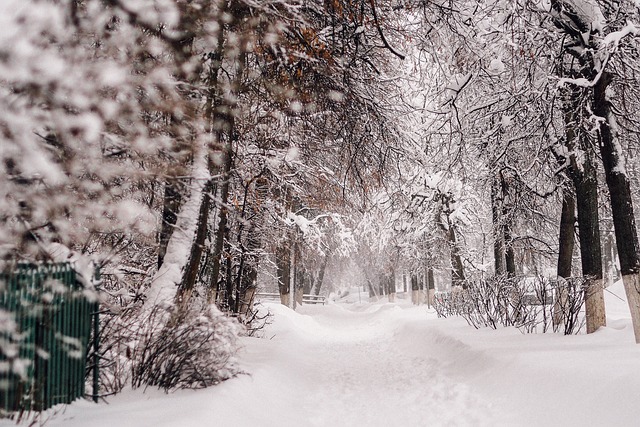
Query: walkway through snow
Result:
<box><xmin>23</xmin><ymin>283</ymin><xmax>640</xmax><ymax>427</ymax></box>
<box><xmin>251</xmin><ymin>303</ymin><xmax>496</xmax><ymax>426</ymax></box>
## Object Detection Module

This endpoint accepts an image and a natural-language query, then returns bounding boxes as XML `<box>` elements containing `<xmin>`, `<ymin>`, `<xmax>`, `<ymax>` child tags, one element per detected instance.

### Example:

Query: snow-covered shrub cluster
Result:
<box><xmin>130</xmin><ymin>305</ymin><xmax>241</xmax><ymax>391</ymax></box>
<box><xmin>434</xmin><ymin>275</ymin><xmax>586</xmax><ymax>335</ymax></box>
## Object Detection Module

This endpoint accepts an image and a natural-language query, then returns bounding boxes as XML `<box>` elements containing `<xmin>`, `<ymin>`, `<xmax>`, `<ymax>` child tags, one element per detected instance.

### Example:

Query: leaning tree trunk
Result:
<box><xmin>175</xmin><ymin>179</ymin><xmax>213</xmax><ymax>307</ymax></box>
<box><xmin>594</xmin><ymin>72</ymin><xmax>640</xmax><ymax>343</ymax></box>
<box><xmin>313</xmin><ymin>253</ymin><xmax>330</xmax><ymax>296</ymax></box>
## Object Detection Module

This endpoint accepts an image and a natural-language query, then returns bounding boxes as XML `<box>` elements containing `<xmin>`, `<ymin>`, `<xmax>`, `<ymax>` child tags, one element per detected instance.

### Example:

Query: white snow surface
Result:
<box><xmin>14</xmin><ymin>281</ymin><xmax>640</xmax><ymax>427</ymax></box>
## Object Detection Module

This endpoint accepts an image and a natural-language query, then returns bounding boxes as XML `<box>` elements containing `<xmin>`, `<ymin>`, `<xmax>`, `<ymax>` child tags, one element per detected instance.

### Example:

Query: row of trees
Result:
<box><xmin>344</xmin><ymin>1</ymin><xmax>640</xmax><ymax>342</ymax></box>
<box><xmin>0</xmin><ymin>0</ymin><xmax>418</xmax><ymax>393</ymax></box>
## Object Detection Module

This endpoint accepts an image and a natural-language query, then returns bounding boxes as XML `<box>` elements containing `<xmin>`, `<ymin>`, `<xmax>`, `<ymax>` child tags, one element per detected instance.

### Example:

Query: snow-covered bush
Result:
<box><xmin>434</xmin><ymin>275</ymin><xmax>586</xmax><ymax>335</ymax></box>
<box><xmin>130</xmin><ymin>305</ymin><xmax>241</xmax><ymax>391</ymax></box>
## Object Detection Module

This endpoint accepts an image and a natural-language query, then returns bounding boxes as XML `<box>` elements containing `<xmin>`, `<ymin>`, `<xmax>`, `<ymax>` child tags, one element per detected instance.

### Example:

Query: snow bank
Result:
<box><xmin>22</xmin><ymin>280</ymin><xmax>640</xmax><ymax>427</ymax></box>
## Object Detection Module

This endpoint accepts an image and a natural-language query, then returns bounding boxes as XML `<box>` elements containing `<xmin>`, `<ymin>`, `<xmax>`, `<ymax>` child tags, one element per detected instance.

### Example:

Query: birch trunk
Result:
<box><xmin>145</xmin><ymin>142</ymin><xmax>209</xmax><ymax>311</ymax></box>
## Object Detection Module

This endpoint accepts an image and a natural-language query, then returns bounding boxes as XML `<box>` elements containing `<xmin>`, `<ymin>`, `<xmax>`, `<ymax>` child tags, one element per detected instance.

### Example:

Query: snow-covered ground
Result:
<box><xmin>7</xmin><ymin>281</ymin><xmax>640</xmax><ymax>427</ymax></box>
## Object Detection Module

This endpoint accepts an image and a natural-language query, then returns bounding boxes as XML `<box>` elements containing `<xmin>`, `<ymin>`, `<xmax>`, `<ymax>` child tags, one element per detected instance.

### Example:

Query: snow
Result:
<box><xmin>9</xmin><ymin>281</ymin><xmax>640</xmax><ymax>427</ymax></box>
<box><xmin>487</xmin><ymin>58</ymin><xmax>505</xmax><ymax>75</ymax></box>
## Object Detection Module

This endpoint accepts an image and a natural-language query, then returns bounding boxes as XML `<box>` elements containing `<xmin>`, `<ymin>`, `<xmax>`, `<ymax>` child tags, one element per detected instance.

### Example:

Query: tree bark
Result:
<box><xmin>563</xmin><ymin>88</ymin><xmax>605</xmax><ymax>333</ymax></box>
<box><xmin>411</xmin><ymin>273</ymin><xmax>419</xmax><ymax>305</ymax></box>
<box><xmin>313</xmin><ymin>253</ymin><xmax>330</xmax><ymax>296</ymax></box>
<box><xmin>207</xmin><ymin>146</ymin><xmax>233</xmax><ymax>304</ymax></box>
<box><xmin>276</xmin><ymin>242</ymin><xmax>291</xmax><ymax>307</ymax></box>
<box><xmin>554</xmin><ymin>185</ymin><xmax>576</xmax><ymax>327</ymax></box>
<box><xmin>157</xmin><ymin>180</ymin><xmax>181</xmax><ymax>269</ymax></box>
<box><xmin>557</xmin><ymin>186</ymin><xmax>576</xmax><ymax>279</ymax></box>
<box><xmin>176</xmin><ymin>179</ymin><xmax>213</xmax><ymax>306</ymax></box>
<box><xmin>427</xmin><ymin>267</ymin><xmax>435</xmax><ymax>307</ymax></box>
<box><xmin>449</xmin><ymin>226</ymin><xmax>466</xmax><ymax>288</ymax></box>
<box><xmin>388</xmin><ymin>268</ymin><xmax>396</xmax><ymax>302</ymax></box>
<box><xmin>504</xmin><ymin>222</ymin><xmax>516</xmax><ymax>276</ymax></box>
<box><xmin>492</xmin><ymin>173</ymin><xmax>506</xmax><ymax>275</ymax></box>
<box><xmin>594</xmin><ymin>71</ymin><xmax>640</xmax><ymax>342</ymax></box>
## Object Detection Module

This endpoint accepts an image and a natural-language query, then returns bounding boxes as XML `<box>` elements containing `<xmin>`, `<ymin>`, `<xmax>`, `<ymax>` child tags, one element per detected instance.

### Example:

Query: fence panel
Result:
<box><xmin>0</xmin><ymin>263</ymin><xmax>97</xmax><ymax>413</ymax></box>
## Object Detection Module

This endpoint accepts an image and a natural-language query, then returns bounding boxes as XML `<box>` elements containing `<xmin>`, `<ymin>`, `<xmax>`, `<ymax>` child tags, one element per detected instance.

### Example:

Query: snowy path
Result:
<box><xmin>16</xmin><ymin>283</ymin><xmax>640</xmax><ymax>427</ymax></box>
<box><xmin>248</xmin><ymin>303</ymin><xmax>496</xmax><ymax>427</ymax></box>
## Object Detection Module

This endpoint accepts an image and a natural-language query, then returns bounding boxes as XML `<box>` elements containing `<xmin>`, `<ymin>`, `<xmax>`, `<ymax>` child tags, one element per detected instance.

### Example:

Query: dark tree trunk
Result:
<box><xmin>504</xmin><ymin>223</ymin><xmax>516</xmax><ymax>276</ymax></box>
<box><xmin>563</xmin><ymin>87</ymin><xmax>605</xmax><ymax>333</ymax></box>
<box><xmin>314</xmin><ymin>254</ymin><xmax>330</xmax><ymax>296</ymax></box>
<box><xmin>573</xmin><ymin>142</ymin><xmax>606</xmax><ymax>333</ymax></box>
<box><xmin>276</xmin><ymin>242</ymin><xmax>291</xmax><ymax>306</ymax></box>
<box><xmin>554</xmin><ymin>185</ymin><xmax>576</xmax><ymax>327</ymax></box>
<box><xmin>492</xmin><ymin>174</ymin><xmax>506</xmax><ymax>275</ymax></box>
<box><xmin>236</xmin><ymin>176</ymin><xmax>266</xmax><ymax>317</ymax></box>
<box><xmin>449</xmin><ymin>227</ymin><xmax>466</xmax><ymax>288</ymax></box>
<box><xmin>594</xmin><ymin>72</ymin><xmax>640</xmax><ymax>274</ymax></box>
<box><xmin>427</xmin><ymin>267</ymin><xmax>435</xmax><ymax>307</ymax></box>
<box><xmin>293</xmin><ymin>241</ymin><xmax>303</xmax><ymax>308</ymax></box>
<box><xmin>594</xmin><ymin>71</ymin><xmax>640</xmax><ymax>342</ymax></box>
<box><xmin>411</xmin><ymin>273</ymin><xmax>419</xmax><ymax>304</ymax></box>
<box><xmin>157</xmin><ymin>181</ymin><xmax>182</xmax><ymax>269</ymax></box>
<box><xmin>557</xmin><ymin>186</ymin><xmax>576</xmax><ymax>279</ymax></box>
<box><xmin>224</xmin><ymin>236</ymin><xmax>234</xmax><ymax>311</ymax></box>
<box><xmin>207</xmin><ymin>146</ymin><xmax>233</xmax><ymax>303</ymax></box>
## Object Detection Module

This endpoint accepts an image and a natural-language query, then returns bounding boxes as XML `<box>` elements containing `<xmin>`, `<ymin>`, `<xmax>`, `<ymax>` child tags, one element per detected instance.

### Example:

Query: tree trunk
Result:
<box><xmin>237</xmin><ymin>221</ymin><xmax>261</xmax><ymax>318</ymax></box>
<box><xmin>563</xmin><ymin>88</ymin><xmax>605</xmax><ymax>334</ymax></box>
<box><xmin>594</xmin><ymin>71</ymin><xmax>640</xmax><ymax>342</ymax></box>
<box><xmin>276</xmin><ymin>242</ymin><xmax>291</xmax><ymax>307</ymax></box>
<box><xmin>176</xmin><ymin>179</ymin><xmax>213</xmax><ymax>306</ymax></box>
<box><xmin>207</xmin><ymin>147</ymin><xmax>233</xmax><ymax>304</ymax></box>
<box><xmin>449</xmin><ymin>226</ymin><xmax>466</xmax><ymax>288</ymax></box>
<box><xmin>427</xmin><ymin>268</ymin><xmax>435</xmax><ymax>307</ymax></box>
<box><xmin>557</xmin><ymin>186</ymin><xmax>576</xmax><ymax>279</ymax></box>
<box><xmin>492</xmin><ymin>173</ymin><xmax>506</xmax><ymax>275</ymax></box>
<box><xmin>575</xmin><ymin>146</ymin><xmax>606</xmax><ymax>334</ymax></box>
<box><xmin>313</xmin><ymin>253</ymin><xmax>330</xmax><ymax>296</ymax></box>
<box><xmin>292</xmin><ymin>241</ymin><xmax>303</xmax><ymax>309</ymax></box>
<box><xmin>388</xmin><ymin>268</ymin><xmax>396</xmax><ymax>302</ymax></box>
<box><xmin>504</xmin><ymin>222</ymin><xmax>516</xmax><ymax>276</ymax></box>
<box><xmin>367</xmin><ymin>279</ymin><xmax>376</xmax><ymax>299</ymax></box>
<box><xmin>554</xmin><ymin>186</ymin><xmax>576</xmax><ymax>326</ymax></box>
<box><xmin>157</xmin><ymin>180</ymin><xmax>182</xmax><ymax>269</ymax></box>
<box><xmin>411</xmin><ymin>273</ymin><xmax>419</xmax><ymax>305</ymax></box>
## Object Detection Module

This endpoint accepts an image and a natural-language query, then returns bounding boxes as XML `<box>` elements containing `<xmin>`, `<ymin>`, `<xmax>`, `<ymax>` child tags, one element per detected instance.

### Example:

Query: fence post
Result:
<box><xmin>92</xmin><ymin>267</ymin><xmax>100</xmax><ymax>403</ymax></box>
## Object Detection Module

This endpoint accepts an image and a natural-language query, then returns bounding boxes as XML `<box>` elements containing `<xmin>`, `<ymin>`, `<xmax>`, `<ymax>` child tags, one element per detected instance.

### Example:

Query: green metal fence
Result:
<box><xmin>0</xmin><ymin>262</ymin><xmax>99</xmax><ymax>413</ymax></box>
